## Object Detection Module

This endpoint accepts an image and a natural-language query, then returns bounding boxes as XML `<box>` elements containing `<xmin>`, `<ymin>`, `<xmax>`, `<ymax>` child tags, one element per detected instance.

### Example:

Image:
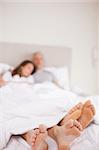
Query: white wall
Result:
<box><xmin>96</xmin><ymin>3</ymin><xmax>99</xmax><ymax>93</ymax></box>
<box><xmin>1</xmin><ymin>3</ymin><xmax>97</xmax><ymax>94</ymax></box>
<box><xmin>0</xmin><ymin>4</ymin><xmax>3</xmax><ymax>41</ymax></box>
<box><xmin>98</xmin><ymin>4</ymin><xmax>99</xmax><ymax>48</ymax></box>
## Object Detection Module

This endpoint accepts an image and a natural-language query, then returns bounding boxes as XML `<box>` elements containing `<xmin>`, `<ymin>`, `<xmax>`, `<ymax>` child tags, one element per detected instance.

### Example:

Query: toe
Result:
<box><xmin>33</xmin><ymin>131</ymin><xmax>38</xmax><ymax>137</ymax></box>
<box><xmin>68</xmin><ymin>109</ymin><xmax>73</xmax><ymax>114</ymax></box>
<box><xmin>70</xmin><ymin>109</ymin><xmax>75</xmax><ymax>114</ymax></box>
<box><xmin>74</xmin><ymin>120</ymin><xmax>83</xmax><ymax>131</ymax></box>
<box><xmin>69</xmin><ymin>107</ymin><xmax>77</xmax><ymax>114</ymax></box>
<box><xmin>39</xmin><ymin>124</ymin><xmax>47</xmax><ymax>133</ymax></box>
<box><xmin>71</xmin><ymin>126</ymin><xmax>81</xmax><ymax>136</ymax></box>
<box><xmin>73</xmin><ymin>120</ymin><xmax>79</xmax><ymax>127</ymax></box>
<box><xmin>90</xmin><ymin>105</ymin><xmax>96</xmax><ymax>115</ymax></box>
<box><xmin>77</xmin><ymin>103</ymin><xmax>81</xmax><ymax>108</ymax></box>
<box><xmin>69</xmin><ymin>103</ymin><xmax>83</xmax><ymax>114</ymax></box>
<box><xmin>33</xmin><ymin>133</ymin><xmax>37</xmax><ymax>138</ymax></box>
<box><xmin>35</xmin><ymin>129</ymin><xmax>40</xmax><ymax>135</ymax></box>
<box><xmin>84</xmin><ymin>100</ymin><xmax>91</xmax><ymax>107</ymax></box>
<box><xmin>66</xmin><ymin>119</ymin><xmax>74</xmax><ymax>128</ymax></box>
<box><xmin>78</xmin><ymin>102</ymin><xmax>83</xmax><ymax>108</ymax></box>
<box><xmin>32</xmin><ymin>138</ymin><xmax>36</xmax><ymax>142</ymax></box>
<box><xmin>31</xmin><ymin>141</ymin><xmax>35</xmax><ymax>146</ymax></box>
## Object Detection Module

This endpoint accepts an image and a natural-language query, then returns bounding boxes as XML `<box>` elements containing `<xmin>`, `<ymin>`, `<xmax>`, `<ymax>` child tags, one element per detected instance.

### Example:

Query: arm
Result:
<box><xmin>0</xmin><ymin>75</ymin><xmax>6</xmax><ymax>87</ymax></box>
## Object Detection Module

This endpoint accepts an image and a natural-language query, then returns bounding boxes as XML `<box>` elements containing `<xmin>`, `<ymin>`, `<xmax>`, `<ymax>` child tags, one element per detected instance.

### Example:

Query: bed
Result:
<box><xmin>0</xmin><ymin>42</ymin><xmax>99</xmax><ymax>150</ymax></box>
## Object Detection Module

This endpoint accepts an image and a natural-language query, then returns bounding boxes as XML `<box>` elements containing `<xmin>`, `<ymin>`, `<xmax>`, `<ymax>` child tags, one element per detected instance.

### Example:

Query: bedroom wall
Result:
<box><xmin>0</xmin><ymin>2</ymin><xmax>97</xmax><ymax>94</ymax></box>
<box><xmin>97</xmin><ymin>3</ymin><xmax>99</xmax><ymax>93</ymax></box>
<box><xmin>0</xmin><ymin>4</ymin><xmax>3</xmax><ymax>41</ymax></box>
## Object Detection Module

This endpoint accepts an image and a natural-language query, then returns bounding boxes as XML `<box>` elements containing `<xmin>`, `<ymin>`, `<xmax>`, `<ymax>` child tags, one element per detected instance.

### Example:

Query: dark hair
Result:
<box><xmin>12</xmin><ymin>60</ymin><xmax>35</xmax><ymax>77</ymax></box>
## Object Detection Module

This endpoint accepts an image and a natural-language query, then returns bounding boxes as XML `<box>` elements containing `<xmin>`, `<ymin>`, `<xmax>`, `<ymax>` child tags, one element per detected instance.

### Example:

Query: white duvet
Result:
<box><xmin>0</xmin><ymin>81</ymin><xmax>99</xmax><ymax>149</ymax></box>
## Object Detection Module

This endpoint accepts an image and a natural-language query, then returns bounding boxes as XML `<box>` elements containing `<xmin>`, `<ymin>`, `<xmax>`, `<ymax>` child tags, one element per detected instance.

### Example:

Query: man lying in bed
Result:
<box><xmin>32</xmin><ymin>51</ymin><xmax>59</xmax><ymax>86</ymax></box>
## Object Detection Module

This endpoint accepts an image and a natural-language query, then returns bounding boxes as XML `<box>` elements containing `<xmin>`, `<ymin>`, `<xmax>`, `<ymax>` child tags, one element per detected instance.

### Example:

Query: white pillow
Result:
<box><xmin>45</xmin><ymin>66</ymin><xmax>70</xmax><ymax>90</ymax></box>
<box><xmin>0</xmin><ymin>63</ymin><xmax>13</xmax><ymax>74</ymax></box>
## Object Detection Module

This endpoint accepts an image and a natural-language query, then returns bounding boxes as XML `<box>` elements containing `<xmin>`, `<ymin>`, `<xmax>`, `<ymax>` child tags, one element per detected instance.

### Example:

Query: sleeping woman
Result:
<box><xmin>0</xmin><ymin>60</ymin><xmax>35</xmax><ymax>86</ymax></box>
<box><xmin>0</xmin><ymin>60</ymin><xmax>96</xmax><ymax>150</ymax></box>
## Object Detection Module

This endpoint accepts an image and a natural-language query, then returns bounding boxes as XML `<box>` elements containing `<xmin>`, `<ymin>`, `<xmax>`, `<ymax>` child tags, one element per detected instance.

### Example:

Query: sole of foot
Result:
<box><xmin>53</xmin><ymin>120</ymin><xmax>82</xmax><ymax>150</ymax></box>
<box><xmin>31</xmin><ymin>132</ymin><xmax>48</xmax><ymax>150</ymax></box>
<box><xmin>78</xmin><ymin>100</ymin><xmax>96</xmax><ymax>129</ymax></box>
<box><xmin>60</xmin><ymin>102</ymin><xmax>83</xmax><ymax>125</ymax></box>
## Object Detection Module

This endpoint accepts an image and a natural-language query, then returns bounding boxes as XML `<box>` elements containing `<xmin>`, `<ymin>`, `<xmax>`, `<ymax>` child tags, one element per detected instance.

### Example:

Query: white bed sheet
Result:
<box><xmin>4</xmin><ymin>123</ymin><xmax>99</xmax><ymax>150</ymax></box>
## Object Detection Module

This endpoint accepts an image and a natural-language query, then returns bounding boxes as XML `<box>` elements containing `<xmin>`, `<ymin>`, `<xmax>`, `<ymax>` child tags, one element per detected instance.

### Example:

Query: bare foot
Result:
<box><xmin>22</xmin><ymin>128</ymin><xmax>39</xmax><ymax>146</ymax></box>
<box><xmin>32</xmin><ymin>125</ymin><xmax>48</xmax><ymax>150</ymax></box>
<box><xmin>78</xmin><ymin>100</ymin><xmax>96</xmax><ymax>129</ymax></box>
<box><xmin>48</xmin><ymin>119</ymin><xmax>82</xmax><ymax>150</ymax></box>
<box><xmin>60</xmin><ymin>102</ymin><xmax>83</xmax><ymax>125</ymax></box>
